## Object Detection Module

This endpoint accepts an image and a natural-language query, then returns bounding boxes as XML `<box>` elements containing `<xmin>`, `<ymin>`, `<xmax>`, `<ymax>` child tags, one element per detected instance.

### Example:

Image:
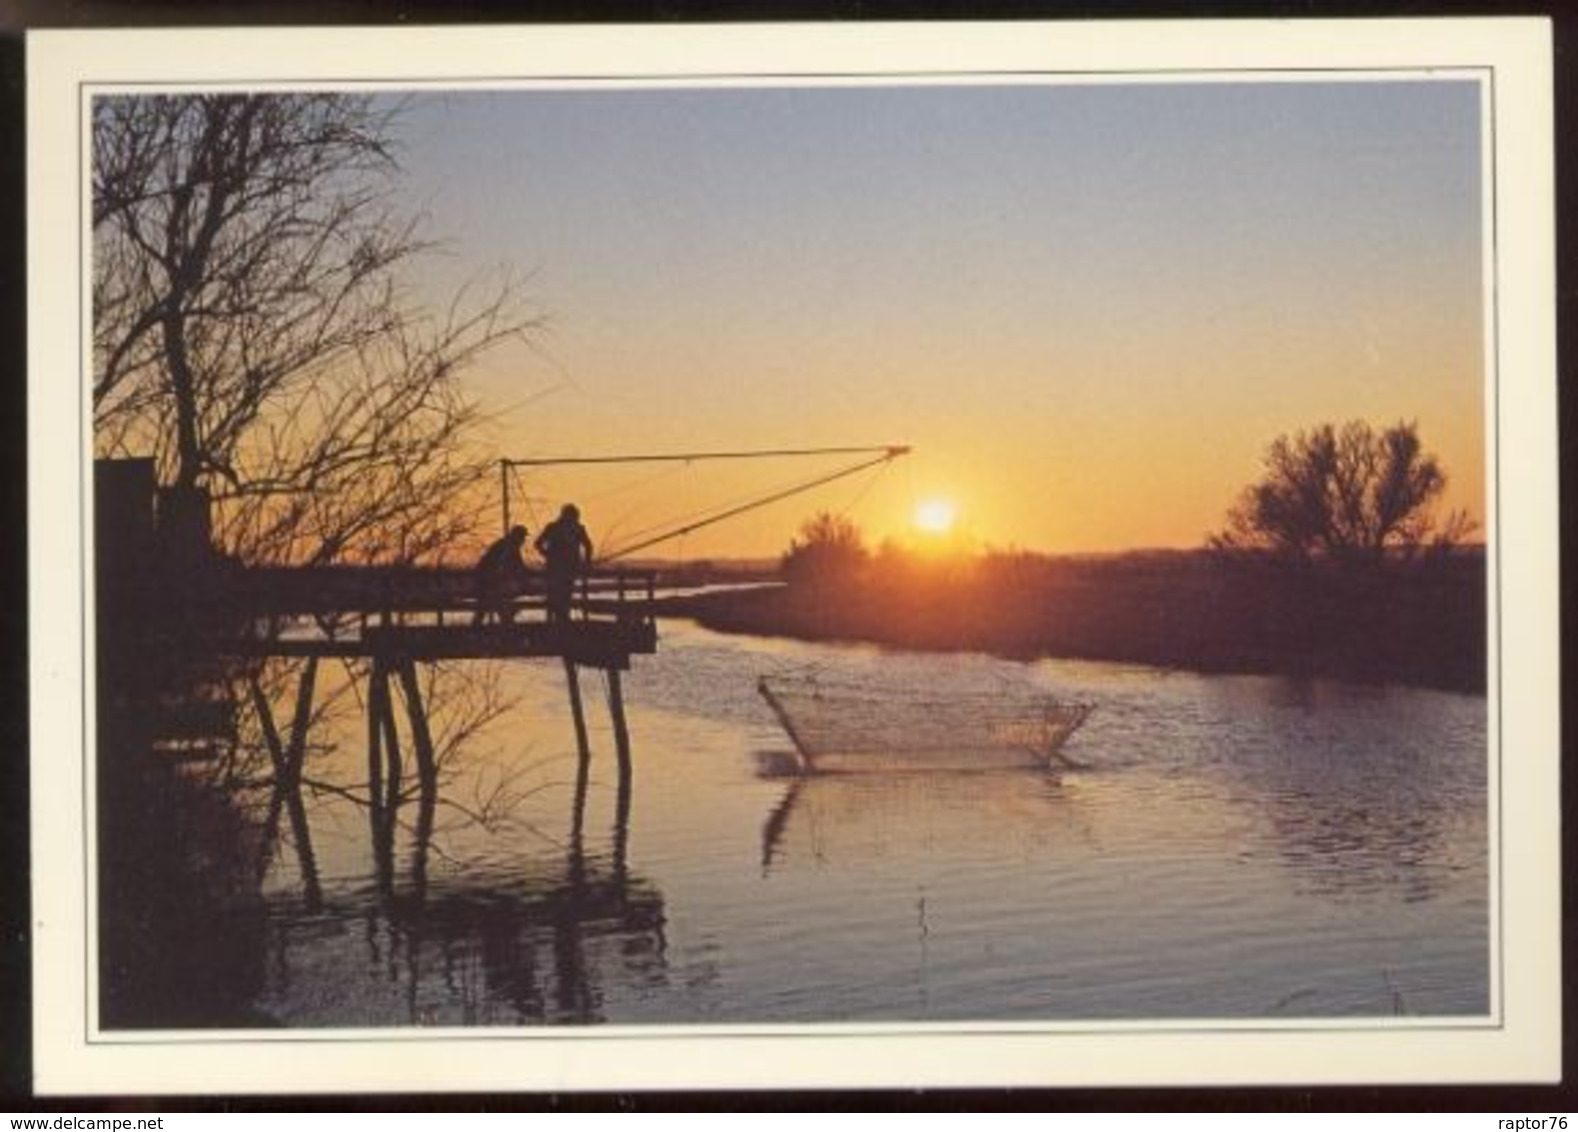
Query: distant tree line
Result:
<box><xmin>779</xmin><ymin>419</ymin><xmax>1473</xmax><ymax>588</ymax></box>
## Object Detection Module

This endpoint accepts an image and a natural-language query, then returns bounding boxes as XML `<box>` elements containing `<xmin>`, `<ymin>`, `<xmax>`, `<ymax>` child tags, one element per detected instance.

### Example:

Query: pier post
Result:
<box><xmin>249</xmin><ymin>677</ymin><xmax>286</xmax><ymax>884</ymax></box>
<box><xmin>607</xmin><ymin>667</ymin><xmax>632</xmax><ymax>783</ymax></box>
<box><xmin>395</xmin><ymin>658</ymin><xmax>438</xmax><ymax>787</ymax></box>
<box><xmin>367</xmin><ymin>658</ymin><xmax>389</xmax><ymax>887</ymax></box>
<box><xmin>607</xmin><ymin>667</ymin><xmax>632</xmax><ymax>880</ymax></box>
<box><xmin>395</xmin><ymin>659</ymin><xmax>440</xmax><ymax>889</ymax></box>
<box><xmin>379</xmin><ymin>669</ymin><xmax>404</xmax><ymax>827</ymax></box>
<box><xmin>287</xmin><ymin>657</ymin><xmax>322</xmax><ymax>912</ymax></box>
<box><xmin>368</xmin><ymin>658</ymin><xmax>407</xmax><ymax>893</ymax></box>
<box><xmin>570</xmin><ymin>718</ymin><xmax>592</xmax><ymax>847</ymax></box>
<box><xmin>563</xmin><ymin>658</ymin><xmax>592</xmax><ymax>764</ymax></box>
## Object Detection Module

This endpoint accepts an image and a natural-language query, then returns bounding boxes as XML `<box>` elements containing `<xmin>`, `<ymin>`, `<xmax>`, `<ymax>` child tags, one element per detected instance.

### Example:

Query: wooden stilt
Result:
<box><xmin>395</xmin><ymin>659</ymin><xmax>439</xmax><ymax>892</ymax></box>
<box><xmin>368</xmin><ymin>658</ymin><xmax>403</xmax><ymax>892</ymax></box>
<box><xmin>285</xmin><ymin>657</ymin><xmax>322</xmax><ymax>911</ymax></box>
<box><xmin>395</xmin><ymin>659</ymin><xmax>438</xmax><ymax>789</ymax></box>
<box><xmin>366</xmin><ymin>658</ymin><xmax>388</xmax><ymax>883</ymax></box>
<box><xmin>607</xmin><ymin>667</ymin><xmax>632</xmax><ymax>881</ymax></box>
<box><xmin>607</xmin><ymin>667</ymin><xmax>632</xmax><ymax>783</ymax></box>
<box><xmin>563</xmin><ymin>658</ymin><xmax>592</xmax><ymax>764</ymax></box>
<box><xmin>564</xmin><ymin>656</ymin><xmax>594</xmax><ymax>869</ymax></box>
<box><xmin>570</xmin><ymin>722</ymin><xmax>592</xmax><ymax>848</ymax></box>
<box><xmin>248</xmin><ymin>676</ymin><xmax>287</xmax><ymax>884</ymax></box>
<box><xmin>380</xmin><ymin>669</ymin><xmax>403</xmax><ymax>822</ymax></box>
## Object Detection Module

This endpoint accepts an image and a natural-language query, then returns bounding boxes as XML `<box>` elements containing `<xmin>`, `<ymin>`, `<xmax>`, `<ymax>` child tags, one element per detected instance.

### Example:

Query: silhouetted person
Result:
<box><xmin>474</xmin><ymin>525</ymin><xmax>531</xmax><ymax>626</ymax></box>
<box><xmin>535</xmin><ymin>504</ymin><xmax>594</xmax><ymax>624</ymax></box>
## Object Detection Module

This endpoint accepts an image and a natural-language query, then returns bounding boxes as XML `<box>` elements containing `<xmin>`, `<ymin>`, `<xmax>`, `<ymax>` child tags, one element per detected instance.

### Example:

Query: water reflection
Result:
<box><xmin>97</xmin><ymin>658</ymin><xmax>273</xmax><ymax>1028</ymax></box>
<box><xmin>263</xmin><ymin>850</ymin><xmax>667</xmax><ymax>1026</ymax></box>
<box><xmin>757</xmin><ymin>762</ymin><xmax>1088</xmax><ymax>875</ymax></box>
<box><xmin>98</xmin><ymin>737</ymin><xmax>274</xmax><ymax>1028</ymax></box>
<box><xmin>1200</xmin><ymin>677</ymin><xmax>1485</xmax><ymax>903</ymax></box>
<box><xmin>99</xmin><ymin>626</ymin><xmax>1488</xmax><ymax>1027</ymax></box>
<box><xmin>251</xmin><ymin>660</ymin><xmax>669</xmax><ymax>1027</ymax></box>
<box><xmin>248</xmin><ymin>658</ymin><xmax>324</xmax><ymax>911</ymax></box>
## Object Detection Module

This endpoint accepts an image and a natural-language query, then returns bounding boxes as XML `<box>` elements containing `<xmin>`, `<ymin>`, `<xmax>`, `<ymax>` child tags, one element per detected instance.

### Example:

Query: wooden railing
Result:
<box><xmin>225</xmin><ymin>565</ymin><xmax>658</xmax><ymax>626</ymax></box>
<box><xmin>182</xmin><ymin>565</ymin><xmax>661</xmax><ymax>663</ymax></box>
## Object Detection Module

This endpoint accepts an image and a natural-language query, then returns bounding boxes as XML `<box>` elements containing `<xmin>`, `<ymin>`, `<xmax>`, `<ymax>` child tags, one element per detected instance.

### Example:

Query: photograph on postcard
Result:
<box><xmin>86</xmin><ymin>75</ymin><xmax>1494</xmax><ymax>1031</ymax></box>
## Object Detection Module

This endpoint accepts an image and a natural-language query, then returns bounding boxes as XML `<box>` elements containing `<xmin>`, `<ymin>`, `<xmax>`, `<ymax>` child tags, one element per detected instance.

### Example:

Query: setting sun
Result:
<box><xmin>913</xmin><ymin>497</ymin><xmax>957</xmax><ymax>534</ymax></box>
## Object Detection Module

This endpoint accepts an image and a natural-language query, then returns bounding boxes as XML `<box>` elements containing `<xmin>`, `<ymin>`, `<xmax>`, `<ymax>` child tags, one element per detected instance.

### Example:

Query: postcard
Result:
<box><xmin>27</xmin><ymin>18</ymin><xmax>1558</xmax><ymax>1093</ymax></box>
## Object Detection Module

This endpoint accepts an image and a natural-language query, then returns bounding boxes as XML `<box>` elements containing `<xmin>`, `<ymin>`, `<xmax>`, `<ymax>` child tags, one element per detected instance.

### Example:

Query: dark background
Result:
<box><xmin>0</xmin><ymin>0</ymin><xmax>1571</xmax><ymax>1112</ymax></box>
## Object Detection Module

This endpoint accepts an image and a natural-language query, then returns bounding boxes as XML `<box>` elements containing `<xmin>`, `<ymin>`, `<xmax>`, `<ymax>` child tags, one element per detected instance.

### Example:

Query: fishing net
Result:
<box><xmin>758</xmin><ymin>675</ymin><xmax>1091</xmax><ymax>772</ymax></box>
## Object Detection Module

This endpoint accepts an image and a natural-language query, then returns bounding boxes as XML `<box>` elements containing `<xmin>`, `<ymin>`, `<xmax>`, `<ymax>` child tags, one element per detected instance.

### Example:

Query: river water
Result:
<box><xmin>242</xmin><ymin>620</ymin><xmax>1489</xmax><ymax>1027</ymax></box>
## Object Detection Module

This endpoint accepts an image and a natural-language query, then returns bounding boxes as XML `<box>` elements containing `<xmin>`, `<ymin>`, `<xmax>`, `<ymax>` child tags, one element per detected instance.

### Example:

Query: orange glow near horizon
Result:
<box><xmin>480</xmin><ymin>399</ymin><xmax>1485</xmax><ymax>562</ymax></box>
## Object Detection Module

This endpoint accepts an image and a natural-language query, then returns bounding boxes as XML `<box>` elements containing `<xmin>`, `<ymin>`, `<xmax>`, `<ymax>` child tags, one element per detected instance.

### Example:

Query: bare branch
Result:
<box><xmin>92</xmin><ymin>93</ymin><xmax>539</xmax><ymax>565</ymax></box>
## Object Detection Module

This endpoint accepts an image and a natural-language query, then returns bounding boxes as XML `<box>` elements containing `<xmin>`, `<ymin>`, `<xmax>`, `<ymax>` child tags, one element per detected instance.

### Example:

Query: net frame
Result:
<box><xmin>758</xmin><ymin>675</ymin><xmax>1092</xmax><ymax>772</ymax></box>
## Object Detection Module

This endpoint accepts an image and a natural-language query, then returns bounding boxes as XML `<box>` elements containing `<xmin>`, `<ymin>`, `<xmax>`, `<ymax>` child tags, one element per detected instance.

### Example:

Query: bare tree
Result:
<box><xmin>92</xmin><ymin>93</ymin><xmax>533</xmax><ymax>565</ymax></box>
<box><xmin>1210</xmin><ymin>419</ymin><xmax>1473</xmax><ymax>566</ymax></box>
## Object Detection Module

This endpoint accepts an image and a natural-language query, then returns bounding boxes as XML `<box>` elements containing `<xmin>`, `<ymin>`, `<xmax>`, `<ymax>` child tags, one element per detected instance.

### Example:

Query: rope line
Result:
<box><xmin>500</xmin><ymin>444</ymin><xmax>912</xmax><ymax>555</ymax></box>
<box><xmin>505</xmin><ymin>444</ymin><xmax>908</xmax><ymax>468</ymax></box>
<box><xmin>597</xmin><ymin>450</ymin><xmax>905</xmax><ymax>563</ymax></box>
<box><xmin>603</xmin><ymin>459</ymin><xmax>865</xmax><ymax>550</ymax></box>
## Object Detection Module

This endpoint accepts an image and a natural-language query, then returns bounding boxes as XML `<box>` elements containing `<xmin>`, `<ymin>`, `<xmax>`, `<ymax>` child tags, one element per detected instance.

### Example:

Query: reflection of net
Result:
<box><xmin>759</xmin><ymin>677</ymin><xmax>1091</xmax><ymax>770</ymax></box>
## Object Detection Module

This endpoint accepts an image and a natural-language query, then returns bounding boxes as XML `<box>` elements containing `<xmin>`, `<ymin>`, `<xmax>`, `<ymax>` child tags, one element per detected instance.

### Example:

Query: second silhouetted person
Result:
<box><xmin>535</xmin><ymin>504</ymin><xmax>594</xmax><ymax>623</ymax></box>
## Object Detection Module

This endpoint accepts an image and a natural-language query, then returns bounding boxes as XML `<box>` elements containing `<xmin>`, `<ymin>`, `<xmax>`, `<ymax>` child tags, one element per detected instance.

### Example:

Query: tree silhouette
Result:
<box><xmin>1211</xmin><ymin>419</ymin><xmax>1473</xmax><ymax>566</ymax></box>
<box><xmin>92</xmin><ymin>93</ymin><xmax>535</xmax><ymax>565</ymax></box>
<box><xmin>782</xmin><ymin>512</ymin><xmax>869</xmax><ymax>586</ymax></box>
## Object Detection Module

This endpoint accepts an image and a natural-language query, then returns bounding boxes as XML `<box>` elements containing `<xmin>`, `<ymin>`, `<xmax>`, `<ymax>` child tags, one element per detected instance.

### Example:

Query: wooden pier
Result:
<box><xmin>209</xmin><ymin>564</ymin><xmax>659</xmax><ymax>667</ymax></box>
<box><xmin>103</xmin><ymin>560</ymin><xmax>662</xmax><ymax>904</ymax></box>
<box><xmin>93</xmin><ymin>459</ymin><xmax>672</xmax><ymax>919</ymax></box>
<box><xmin>205</xmin><ymin>565</ymin><xmax>661</xmax><ymax>799</ymax></box>
<box><xmin>203</xmin><ymin>562</ymin><xmax>659</xmax><ymax>666</ymax></box>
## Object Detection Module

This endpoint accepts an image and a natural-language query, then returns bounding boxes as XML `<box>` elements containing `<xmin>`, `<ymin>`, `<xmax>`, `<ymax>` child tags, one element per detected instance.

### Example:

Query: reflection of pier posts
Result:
<box><xmin>759</xmin><ymin>779</ymin><xmax>802</xmax><ymax>875</ymax></box>
<box><xmin>256</xmin><ymin>746</ymin><xmax>287</xmax><ymax>886</ymax></box>
<box><xmin>366</xmin><ymin>655</ymin><xmax>443</xmax><ymax>897</ymax></box>
<box><xmin>221</xmin><ymin>566</ymin><xmax>657</xmax><ymax>913</ymax></box>
<box><xmin>560</xmin><ymin>658</ymin><xmax>634</xmax><ymax>877</ymax></box>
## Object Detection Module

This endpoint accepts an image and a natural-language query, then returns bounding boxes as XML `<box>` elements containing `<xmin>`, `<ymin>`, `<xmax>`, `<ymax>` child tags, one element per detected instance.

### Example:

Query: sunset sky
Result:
<box><xmin>387</xmin><ymin>78</ymin><xmax>1485</xmax><ymax>559</ymax></box>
